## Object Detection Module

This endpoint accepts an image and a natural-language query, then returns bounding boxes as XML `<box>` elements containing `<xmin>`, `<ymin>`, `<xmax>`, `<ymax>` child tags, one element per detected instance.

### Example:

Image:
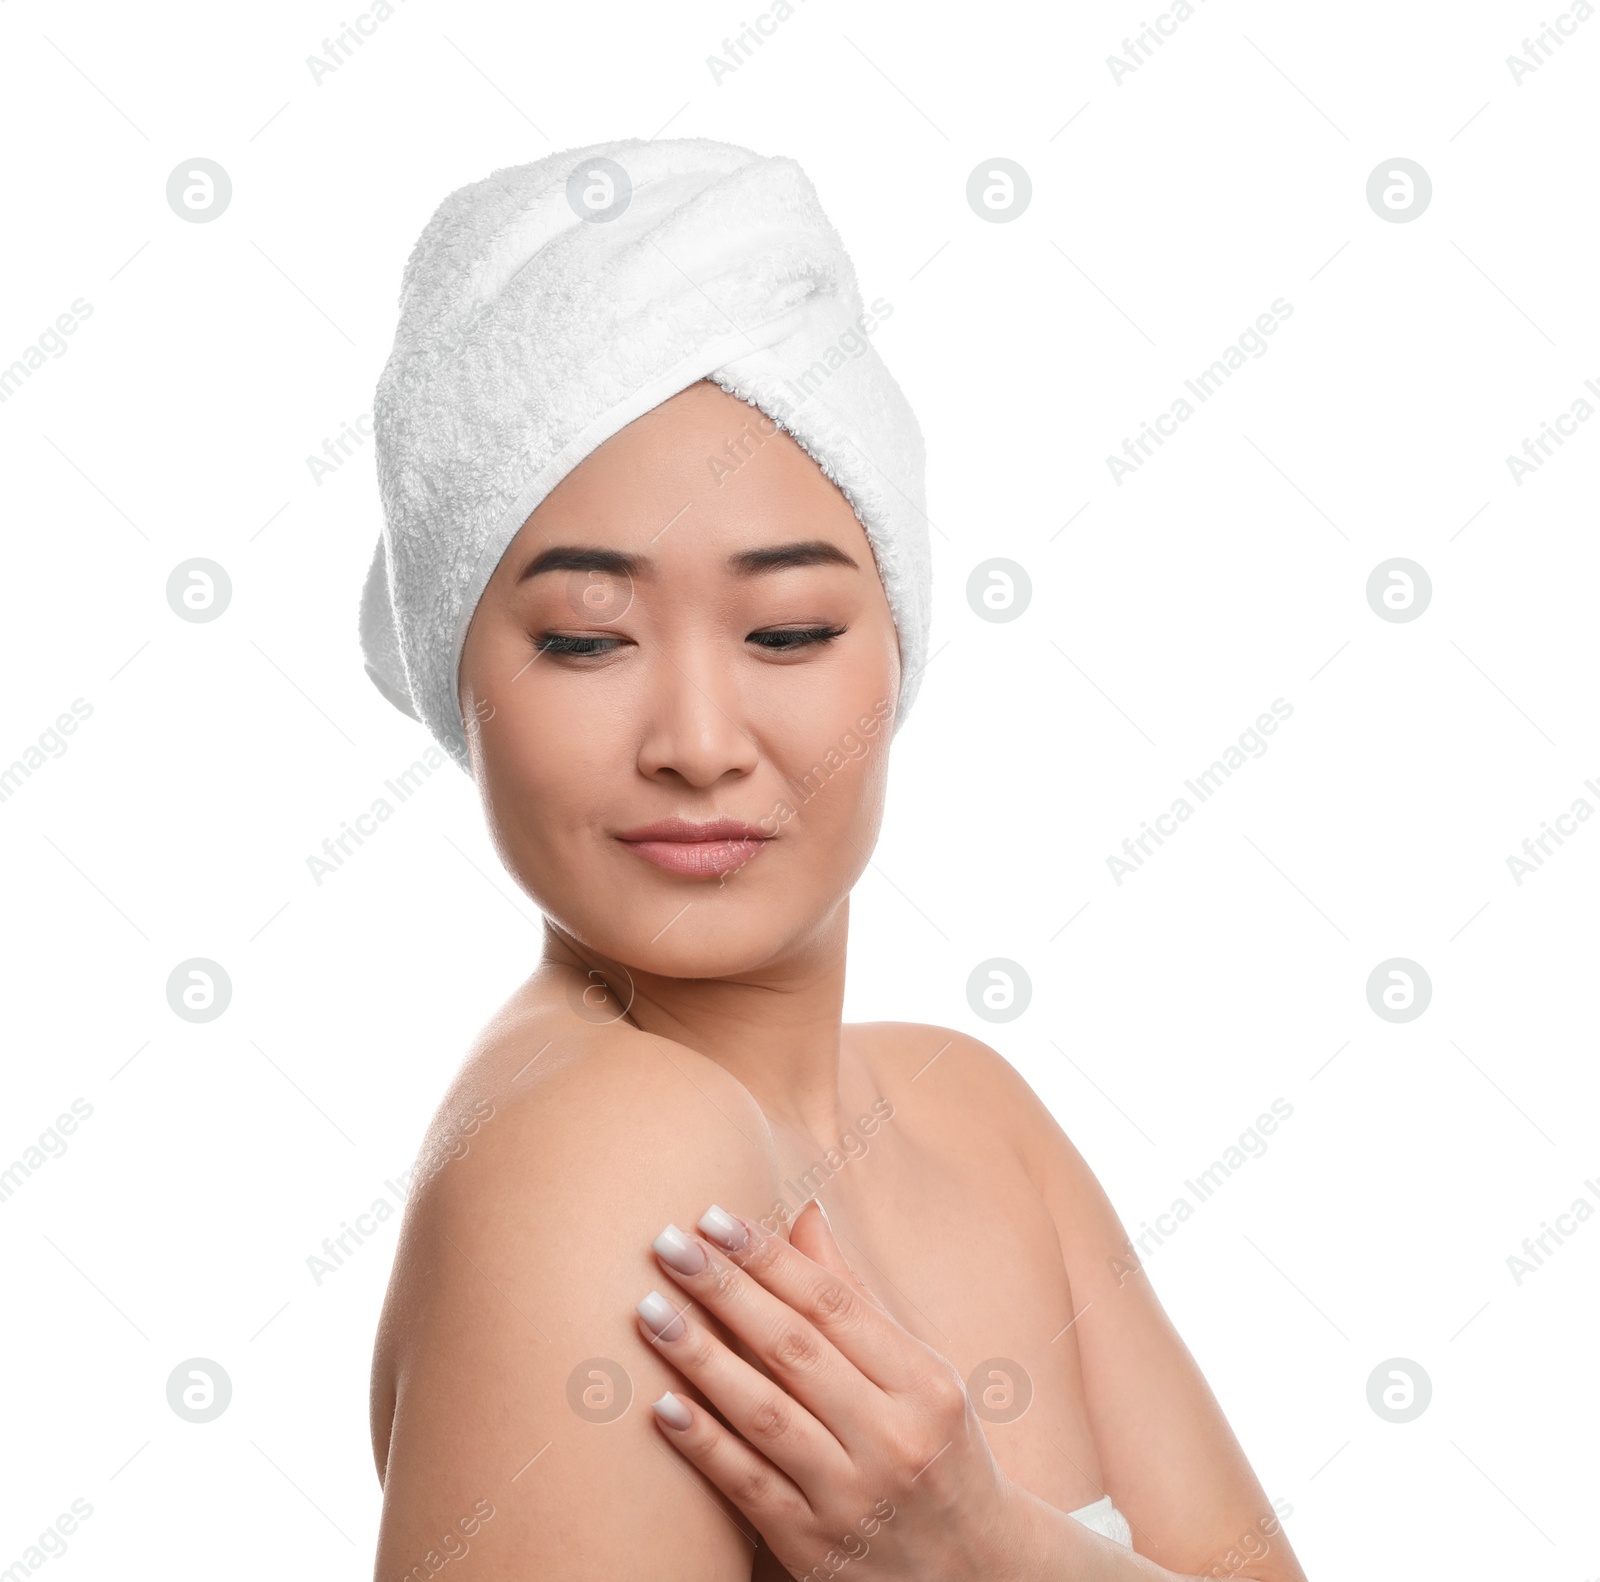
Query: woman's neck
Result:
<box><xmin>539</xmin><ymin>906</ymin><xmax>853</xmax><ymax>1146</ymax></box>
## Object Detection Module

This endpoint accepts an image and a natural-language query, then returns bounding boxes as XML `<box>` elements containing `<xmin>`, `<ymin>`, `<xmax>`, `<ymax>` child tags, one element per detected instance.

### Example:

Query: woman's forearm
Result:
<box><xmin>1005</xmin><ymin>1484</ymin><xmax>1295</xmax><ymax>1582</ymax></box>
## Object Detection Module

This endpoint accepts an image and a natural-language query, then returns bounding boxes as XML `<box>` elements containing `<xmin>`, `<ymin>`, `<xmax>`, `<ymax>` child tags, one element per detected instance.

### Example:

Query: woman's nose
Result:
<box><xmin>634</xmin><ymin>651</ymin><xmax>761</xmax><ymax>787</ymax></box>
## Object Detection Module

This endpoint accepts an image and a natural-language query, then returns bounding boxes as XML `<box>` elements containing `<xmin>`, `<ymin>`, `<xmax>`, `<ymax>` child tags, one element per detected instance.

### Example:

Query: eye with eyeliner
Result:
<box><xmin>532</xmin><ymin>624</ymin><xmax>847</xmax><ymax>658</ymax></box>
<box><xmin>535</xmin><ymin>633</ymin><xmax>624</xmax><ymax>657</ymax></box>
<box><xmin>747</xmin><ymin>623</ymin><xmax>847</xmax><ymax>651</ymax></box>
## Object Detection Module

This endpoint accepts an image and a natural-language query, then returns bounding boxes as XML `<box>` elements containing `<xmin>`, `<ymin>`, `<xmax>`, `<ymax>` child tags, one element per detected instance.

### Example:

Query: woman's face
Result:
<box><xmin>457</xmin><ymin>379</ymin><xmax>902</xmax><ymax>977</ymax></box>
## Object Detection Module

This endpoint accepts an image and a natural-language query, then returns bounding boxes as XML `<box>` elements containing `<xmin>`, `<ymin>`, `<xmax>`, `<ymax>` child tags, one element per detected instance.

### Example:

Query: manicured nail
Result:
<box><xmin>636</xmin><ymin>1290</ymin><xmax>686</xmax><ymax>1342</ymax></box>
<box><xmin>653</xmin><ymin>1223</ymin><xmax>708</xmax><ymax>1276</ymax></box>
<box><xmin>697</xmin><ymin>1204</ymin><xmax>749</xmax><ymax>1253</ymax></box>
<box><xmin>651</xmin><ymin>1391</ymin><xmax>693</xmax><ymax>1431</ymax></box>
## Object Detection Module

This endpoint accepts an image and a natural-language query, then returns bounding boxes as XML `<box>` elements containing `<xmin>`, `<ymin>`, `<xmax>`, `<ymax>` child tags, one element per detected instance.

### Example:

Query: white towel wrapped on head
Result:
<box><xmin>359</xmin><ymin>135</ymin><xmax>933</xmax><ymax>772</ymax></box>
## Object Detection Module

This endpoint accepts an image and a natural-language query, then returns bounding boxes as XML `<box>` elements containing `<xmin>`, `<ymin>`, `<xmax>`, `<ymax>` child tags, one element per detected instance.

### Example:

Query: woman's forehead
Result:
<box><xmin>503</xmin><ymin>386</ymin><xmax>871</xmax><ymax>575</ymax></box>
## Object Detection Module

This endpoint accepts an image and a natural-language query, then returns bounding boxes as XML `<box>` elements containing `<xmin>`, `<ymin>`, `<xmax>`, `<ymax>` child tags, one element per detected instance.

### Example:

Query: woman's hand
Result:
<box><xmin>631</xmin><ymin>1200</ymin><xmax>1050</xmax><ymax>1582</ymax></box>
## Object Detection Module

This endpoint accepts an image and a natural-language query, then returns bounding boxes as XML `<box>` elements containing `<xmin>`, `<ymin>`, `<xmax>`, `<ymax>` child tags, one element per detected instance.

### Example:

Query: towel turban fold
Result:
<box><xmin>359</xmin><ymin>135</ymin><xmax>933</xmax><ymax>772</ymax></box>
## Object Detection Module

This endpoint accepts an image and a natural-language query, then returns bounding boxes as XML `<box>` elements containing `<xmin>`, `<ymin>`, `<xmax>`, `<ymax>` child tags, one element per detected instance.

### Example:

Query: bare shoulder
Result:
<box><xmin>847</xmin><ymin>1020</ymin><xmax>1067</xmax><ymax>1162</ymax></box>
<box><xmin>856</xmin><ymin>1023</ymin><xmax>1302</xmax><ymax>1577</ymax></box>
<box><xmin>370</xmin><ymin>998</ymin><xmax>784</xmax><ymax>1580</ymax></box>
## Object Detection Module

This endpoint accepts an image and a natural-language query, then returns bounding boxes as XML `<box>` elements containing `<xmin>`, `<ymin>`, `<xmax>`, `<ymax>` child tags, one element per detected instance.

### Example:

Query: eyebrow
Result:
<box><xmin>516</xmin><ymin>538</ymin><xmax>859</xmax><ymax>582</ymax></box>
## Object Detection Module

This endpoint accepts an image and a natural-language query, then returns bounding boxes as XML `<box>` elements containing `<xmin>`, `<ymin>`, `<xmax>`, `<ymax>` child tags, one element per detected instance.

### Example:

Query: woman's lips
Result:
<box><xmin>613</xmin><ymin>818</ymin><xmax>773</xmax><ymax>879</ymax></box>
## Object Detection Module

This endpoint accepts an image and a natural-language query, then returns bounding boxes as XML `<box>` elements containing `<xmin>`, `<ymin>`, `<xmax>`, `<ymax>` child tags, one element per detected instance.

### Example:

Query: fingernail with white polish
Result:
<box><xmin>653</xmin><ymin>1223</ymin><xmax>708</xmax><ymax>1276</ymax></box>
<box><xmin>697</xmin><ymin>1204</ymin><xmax>749</xmax><ymax>1253</ymax></box>
<box><xmin>651</xmin><ymin>1391</ymin><xmax>693</xmax><ymax>1430</ymax></box>
<box><xmin>637</xmin><ymin>1290</ymin><xmax>686</xmax><ymax>1342</ymax></box>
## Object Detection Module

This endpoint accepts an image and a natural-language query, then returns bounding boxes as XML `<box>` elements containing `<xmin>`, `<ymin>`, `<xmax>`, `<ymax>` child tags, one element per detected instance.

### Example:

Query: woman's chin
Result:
<box><xmin>560</xmin><ymin>909</ymin><xmax>811</xmax><ymax>985</ymax></box>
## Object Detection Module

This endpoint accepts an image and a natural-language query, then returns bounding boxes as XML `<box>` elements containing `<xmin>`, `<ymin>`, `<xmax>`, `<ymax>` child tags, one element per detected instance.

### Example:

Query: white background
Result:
<box><xmin>1</xmin><ymin>0</ymin><xmax>1596</xmax><ymax>1575</ymax></box>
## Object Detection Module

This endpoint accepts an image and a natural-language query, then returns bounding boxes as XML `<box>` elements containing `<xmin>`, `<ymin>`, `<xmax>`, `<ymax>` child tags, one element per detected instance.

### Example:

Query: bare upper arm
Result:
<box><xmin>899</xmin><ymin>1027</ymin><xmax>1306</xmax><ymax>1582</ymax></box>
<box><xmin>371</xmin><ymin>1020</ymin><xmax>785</xmax><ymax>1581</ymax></box>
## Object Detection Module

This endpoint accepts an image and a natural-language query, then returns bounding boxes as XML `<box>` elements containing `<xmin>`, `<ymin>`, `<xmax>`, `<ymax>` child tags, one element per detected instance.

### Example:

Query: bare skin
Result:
<box><xmin>368</xmin><ymin>380</ymin><xmax>1306</xmax><ymax>1581</ymax></box>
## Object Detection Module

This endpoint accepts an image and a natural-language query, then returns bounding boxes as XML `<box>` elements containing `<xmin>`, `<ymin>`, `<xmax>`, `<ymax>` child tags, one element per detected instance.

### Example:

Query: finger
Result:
<box><xmin>647</xmin><ymin>1390</ymin><xmax>814</xmax><ymax>1540</ymax></box>
<box><xmin>694</xmin><ymin>1206</ymin><xmax>927</xmax><ymax>1394</ymax></box>
<box><xmin>787</xmin><ymin>1200</ymin><xmax>887</xmax><ymax>1313</ymax></box>
<box><xmin>634</xmin><ymin>1290</ymin><xmax>850</xmax><ymax>1492</ymax></box>
<box><xmin>650</xmin><ymin>1220</ymin><xmax>888</xmax><ymax>1439</ymax></box>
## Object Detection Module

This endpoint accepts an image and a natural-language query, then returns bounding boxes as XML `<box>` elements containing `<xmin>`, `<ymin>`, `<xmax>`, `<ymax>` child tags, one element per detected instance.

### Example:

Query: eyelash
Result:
<box><xmin>535</xmin><ymin>625</ymin><xmax>847</xmax><ymax>658</ymax></box>
<box><xmin>748</xmin><ymin>624</ymin><xmax>847</xmax><ymax>652</ymax></box>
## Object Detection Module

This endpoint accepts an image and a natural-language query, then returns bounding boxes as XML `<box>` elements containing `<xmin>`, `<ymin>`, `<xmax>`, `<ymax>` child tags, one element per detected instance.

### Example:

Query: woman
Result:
<box><xmin>360</xmin><ymin>138</ymin><xmax>1306</xmax><ymax>1582</ymax></box>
